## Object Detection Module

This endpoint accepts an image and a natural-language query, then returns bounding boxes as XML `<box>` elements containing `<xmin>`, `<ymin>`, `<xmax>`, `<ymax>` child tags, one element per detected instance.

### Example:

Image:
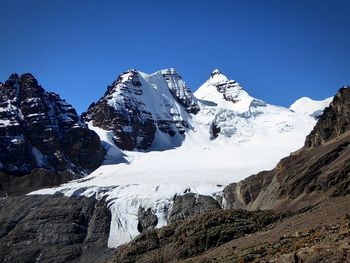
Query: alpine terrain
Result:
<box><xmin>0</xmin><ymin>69</ymin><xmax>348</xmax><ymax>263</ymax></box>
<box><xmin>31</xmin><ymin>68</ymin><xmax>330</xmax><ymax>246</ymax></box>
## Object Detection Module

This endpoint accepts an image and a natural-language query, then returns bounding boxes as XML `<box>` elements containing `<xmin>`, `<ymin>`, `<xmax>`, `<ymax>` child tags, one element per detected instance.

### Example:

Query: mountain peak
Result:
<box><xmin>0</xmin><ymin>73</ymin><xmax>104</xmax><ymax>176</ymax></box>
<box><xmin>195</xmin><ymin>69</ymin><xmax>252</xmax><ymax>113</ymax></box>
<box><xmin>159</xmin><ymin>68</ymin><xmax>177</xmax><ymax>75</ymax></box>
<box><xmin>211</xmin><ymin>69</ymin><xmax>221</xmax><ymax>75</ymax></box>
<box><xmin>208</xmin><ymin>69</ymin><xmax>229</xmax><ymax>85</ymax></box>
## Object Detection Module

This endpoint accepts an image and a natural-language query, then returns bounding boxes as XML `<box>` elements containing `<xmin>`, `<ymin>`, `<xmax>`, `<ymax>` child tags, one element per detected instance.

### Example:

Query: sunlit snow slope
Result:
<box><xmin>290</xmin><ymin>96</ymin><xmax>333</xmax><ymax>118</ymax></box>
<box><xmin>31</xmin><ymin>69</ymin><xmax>331</xmax><ymax>247</ymax></box>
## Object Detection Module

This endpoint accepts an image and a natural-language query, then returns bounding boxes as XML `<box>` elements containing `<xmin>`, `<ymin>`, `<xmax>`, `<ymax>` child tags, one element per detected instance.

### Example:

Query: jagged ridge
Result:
<box><xmin>0</xmin><ymin>73</ymin><xmax>105</xmax><ymax>196</ymax></box>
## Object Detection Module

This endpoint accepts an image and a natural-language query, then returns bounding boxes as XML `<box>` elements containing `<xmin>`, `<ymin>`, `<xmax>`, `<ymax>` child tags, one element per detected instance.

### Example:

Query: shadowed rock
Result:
<box><xmin>0</xmin><ymin>195</ymin><xmax>111</xmax><ymax>263</ymax></box>
<box><xmin>0</xmin><ymin>73</ymin><xmax>105</xmax><ymax>195</ymax></box>
<box><xmin>168</xmin><ymin>193</ymin><xmax>222</xmax><ymax>223</ymax></box>
<box><xmin>137</xmin><ymin>206</ymin><xmax>158</xmax><ymax>233</ymax></box>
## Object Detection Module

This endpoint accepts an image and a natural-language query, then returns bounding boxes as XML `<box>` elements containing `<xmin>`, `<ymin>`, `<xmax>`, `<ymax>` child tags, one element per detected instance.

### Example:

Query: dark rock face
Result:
<box><xmin>168</xmin><ymin>193</ymin><xmax>221</xmax><ymax>223</ymax></box>
<box><xmin>82</xmin><ymin>70</ymin><xmax>156</xmax><ymax>150</ymax></box>
<box><xmin>0</xmin><ymin>195</ymin><xmax>111</xmax><ymax>263</ymax></box>
<box><xmin>0</xmin><ymin>73</ymin><xmax>105</xmax><ymax>194</ymax></box>
<box><xmin>107</xmin><ymin>209</ymin><xmax>284</xmax><ymax>263</ymax></box>
<box><xmin>137</xmin><ymin>206</ymin><xmax>158</xmax><ymax>233</ymax></box>
<box><xmin>0</xmin><ymin>168</ymin><xmax>74</xmax><ymax>197</ymax></box>
<box><xmin>223</xmin><ymin>87</ymin><xmax>350</xmax><ymax>211</ymax></box>
<box><xmin>210</xmin><ymin>121</ymin><xmax>221</xmax><ymax>140</ymax></box>
<box><xmin>305</xmin><ymin>86</ymin><xmax>350</xmax><ymax>148</ymax></box>
<box><xmin>82</xmin><ymin>69</ymin><xmax>198</xmax><ymax>151</ymax></box>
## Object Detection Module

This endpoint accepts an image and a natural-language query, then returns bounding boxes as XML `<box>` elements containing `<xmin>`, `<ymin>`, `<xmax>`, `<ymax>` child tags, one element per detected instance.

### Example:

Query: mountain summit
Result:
<box><xmin>82</xmin><ymin>68</ymin><xmax>198</xmax><ymax>151</ymax></box>
<box><xmin>195</xmin><ymin>69</ymin><xmax>252</xmax><ymax>114</ymax></box>
<box><xmin>0</xmin><ymin>73</ymin><xmax>104</xmax><ymax>195</ymax></box>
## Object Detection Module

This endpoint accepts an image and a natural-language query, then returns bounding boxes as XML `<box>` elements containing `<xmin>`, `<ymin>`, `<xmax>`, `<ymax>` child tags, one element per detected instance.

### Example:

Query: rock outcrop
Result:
<box><xmin>82</xmin><ymin>69</ymin><xmax>198</xmax><ymax>150</ymax></box>
<box><xmin>183</xmin><ymin>196</ymin><xmax>350</xmax><ymax>262</ymax></box>
<box><xmin>168</xmin><ymin>193</ymin><xmax>221</xmax><ymax>223</ymax></box>
<box><xmin>0</xmin><ymin>195</ymin><xmax>111</xmax><ymax>263</ymax></box>
<box><xmin>0</xmin><ymin>168</ymin><xmax>73</xmax><ymax>197</ymax></box>
<box><xmin>305</xmin><ymin>86</ymin><xmax>350</xmax><ymax>147</ymax></box>
<box><xmin>0</xmin><ymin>73</ymin><xmax>105</xmax><ymax>195</ymax></box>
<box><xmin>107</xmin><ymin>209</ymin><xmax>284</xmax><ymax>263</ymax></box>
<box><xmin>223</xmin><ymin>86</ymin><xmax>350</xmax><ymax>211</ymax></box>
<box><xmin>137</xmin><ymin>206</ymin><xmax>158</xmax><ymax>233</ymax></box>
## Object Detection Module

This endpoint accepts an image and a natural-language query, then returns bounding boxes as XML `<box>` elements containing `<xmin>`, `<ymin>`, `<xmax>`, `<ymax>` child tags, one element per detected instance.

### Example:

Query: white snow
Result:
<box><xmin>0</xmin><ymin>119</ymin><xmax>11</xmax><ymax>126</ymax></box>
<box><xmin>290</xmin><ymin>97</ymin><xmax>332</xmax><ymax>116</ymax></box>
<box><xmin>87</xmin><ymin>123</ymin><xmax>127</xmax><ymax>165</ymax></box>
<box><xmin>195</xmin><ymin>70</ymin><xmax>253</xmax><ymax>114</ymax></box>
<box><xmin>30</xmin><ymin>68</ymin><xmax>331</xmax><ymax>248</ymax></box>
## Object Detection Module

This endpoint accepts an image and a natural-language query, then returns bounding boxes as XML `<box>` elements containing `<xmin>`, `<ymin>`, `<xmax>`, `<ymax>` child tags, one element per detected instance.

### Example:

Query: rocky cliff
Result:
<box><xmin>0</xmin><ymin>73</ymin><xmax>105</xmax><ymax>196</ymax></box>
<box><xmin>0</xmin><ymin>195</ymin><xmax>111</xmax><ymax>263</ymax></box>
<box><xmin>305</xmin><ymin>86</ymin><xmax>350</xmax><ymax>147</ymax></box>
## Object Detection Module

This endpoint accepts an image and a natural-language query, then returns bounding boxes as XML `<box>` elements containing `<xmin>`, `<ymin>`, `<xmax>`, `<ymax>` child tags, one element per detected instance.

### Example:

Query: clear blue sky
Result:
<box><xmin>1</xmin><ymin>0</ymin><xmax>349</xmax><ymax>113</ymax></box>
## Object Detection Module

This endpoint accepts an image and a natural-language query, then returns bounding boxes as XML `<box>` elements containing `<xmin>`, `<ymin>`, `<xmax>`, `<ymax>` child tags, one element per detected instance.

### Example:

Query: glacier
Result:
<box><xmin>30</xmin><ymin>68</ymin><xmax>331</xmax><ymax>247</ymax></box>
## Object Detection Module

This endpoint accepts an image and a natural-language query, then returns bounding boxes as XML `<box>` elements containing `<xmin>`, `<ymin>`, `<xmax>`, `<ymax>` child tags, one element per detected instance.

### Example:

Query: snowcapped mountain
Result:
<box><xmin>0</xmin><ymin>73</ymin><xmax>105</xmax><ymax>195</ymax></box>
<box><xmin>0</xmin><ymin>73</ymin><xmax>104</xmax><ymax>174</ymax></box>
<box><xmin>31</xmin><ymin>68</ymin><xmax>331</xmax><ymax>247</ymax></box>
<box><xmin>290</xmin><ymin>96</ymin><xmax>333</xmax><ymax>118</ymax></box>
<box><xmin>82</xmin><ymin>68</ymin><xmax>198</xmax><ymax>151</ymax></box>
<box><xmin>195</xmin><ymin>69</ymin><xmax>253</xmax><ymax>113</ymax></box>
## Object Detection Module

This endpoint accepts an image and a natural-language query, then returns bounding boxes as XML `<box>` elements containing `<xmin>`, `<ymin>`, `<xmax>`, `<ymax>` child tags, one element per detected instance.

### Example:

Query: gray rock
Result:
<box><xmin>137</xmin><ymin>206</ymin><xmax>158</xmax><ymax>233</ymax></box>
<box><xmin>0</xmin><ymin>168</ymin><xmax>74</xmax><ymax>197</ymax></box>
<box><xmin>168</xmin><ymin>193</ymin><xmax>221</xmax><ymax>223</ymax></box>
<box><xmin>305</xmin><ymin>86</ymin><xmax>350</xmax><ymax>148</ymax></box>
<box><xmin>107</xmin><ymin>209</ymin><xmax>284</xmax><ymax>263</ymax></box>
<box><xmin>0</xmin><ymin>195</ymin><xmax>111</xmax><ymax>263</ymax></box>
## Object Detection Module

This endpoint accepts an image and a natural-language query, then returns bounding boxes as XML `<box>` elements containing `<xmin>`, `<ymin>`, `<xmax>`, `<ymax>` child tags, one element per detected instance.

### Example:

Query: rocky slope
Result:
<box><xmin>0</xmin><ymin>73</ymin><xmax>105</xmax><ymax>196</ymax></box>
<box><xmin>0</xmin><ymin>195</ymin><xmax>111</xmax><ymax>263</ymax></box>
<box><xmin>105</xmin><ymin>196</ymin><xmax>350</xmax><ymax>263</ymax></box>
<box><xmin>223</xmin><ymin>86</ymin><xmax>350</xmax><ymax>211</ymax></box>
<box><xmin>183</xmin><ymin>196</ymin><xmax>350</xmax><ymax>263</ymax></box>
<box><xmin>106</xmin><ymin>209</ymin><xmax>285</xmax><ymax>263</ymax></box>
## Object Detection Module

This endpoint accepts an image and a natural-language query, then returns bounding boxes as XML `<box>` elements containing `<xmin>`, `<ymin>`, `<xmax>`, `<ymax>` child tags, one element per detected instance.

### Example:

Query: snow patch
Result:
<box><xmin>290</xmin><ymin>96</ymin><xmax>332</xmax><ymax>117</ymax></box>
